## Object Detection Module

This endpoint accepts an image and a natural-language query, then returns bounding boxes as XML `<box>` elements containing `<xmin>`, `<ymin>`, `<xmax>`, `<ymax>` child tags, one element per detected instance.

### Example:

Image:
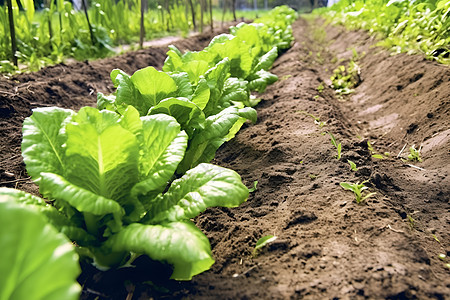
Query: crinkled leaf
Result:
<box><xmin>111</xmin><ymin>69</ymin><xmax>147</xmax><ymax>115</ymax></box>
<box><xmin>0</xmin><ymin>198</ymin><xmax>80</xmax><ymax>300</ymax></box>
<box><xmin>105</xmin><ymin>221</ymin><xmax>214</xmax><ymax>280</ymax></box>
<box><xmin>96</xmin><ymin>92</ymin><xmax>117</xmax><ymax>111</ymax></box>
<box><xmin>131</xmin><ymin>114</ymin><xmax>188</xmax><ymax>200</ymax></box>
<box><xmin>40</xmin><ymin>172</ymin><xmax>124</xmax><ymax>218</ymax></box>
<box><xmin>149</xmin><ymin>163</ymin><xmax>248</xmax><ymax>223</ymax></box>
<box><xmin>65</xmin><ymin>107</ymin><xmax>139</xmax><ymax>202</ymax></box>
<box><xmin>177</xmin><ymin>107</ymin><xmax>242</xmax><ymax>173</ymax></box>
<box><xmin>190</xmin><ymin>78</ymin><xmax>210</xmax><ymax>110</ymax></box>
<box><xmin>22</xmin><ymin>107</ymin><xmax>74</xmax><ymax>180</ymax></box>
<box><xmin>252</xmin><ymin>46</ymin><xmax>278</xmax><ymax>72</ymax></box>
<box><xmin>169</xmin><ymin>72</ymin><xmax>193</xmax><ymax>98</ymax></box>
<box><xmin>203</xmin><ymin>58</ymin><xmax>231</xmax><ymax>116</ymax></box>
<box><xmin>147</xmin><ymin>98</ymin><xmax>205</xmax><ymax>136</ymax></box>
<box><xmin>224</xmin><ymin>107</ymin><xmax>257</xmax><ymax>142</ymax></box>
<box><xmin>221</xmin><ymin>77</ymin><xmax>250</xmax><ymax>106</ymax></box>
<box><xmin>248</xmin><ymin>70</ymin><xmax>278</xmax><ymax>92</ymax></box>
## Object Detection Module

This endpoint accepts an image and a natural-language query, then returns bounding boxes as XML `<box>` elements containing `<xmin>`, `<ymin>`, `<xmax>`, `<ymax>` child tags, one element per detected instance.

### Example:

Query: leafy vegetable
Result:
<box><xmin>0</xmin><ymin>191</ymin><xmax>81</xmax><ymax>300</ymax></box>
<box><xmin>20</xmin><ymin>106</ymin><xmax>249</xmax><ymax>280</ymax></box>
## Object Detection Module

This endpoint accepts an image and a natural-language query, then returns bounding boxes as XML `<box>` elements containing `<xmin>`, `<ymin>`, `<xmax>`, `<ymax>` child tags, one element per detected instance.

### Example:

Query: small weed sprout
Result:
<box><xmin>252</xmin><ymin>235</ymin><xmax>277</xmax><ymax>257</ymax></box>
<box><xmin>248</xmin><ymin>181</ymin><xmax>258</xmax><ymax>193</ymax></box>
<box><xmin>317</xmin><ymin>83</ymin><xmax>324</xmax><ymax>93</ymax></box>
<box><xmin>328</xmin><ymin>132</ymin><xmax>342</xmax><ymax>160</ymax></box>
<box><xmin>367</xmin><ymin>141</ymin><xmax>385</xmax><ymax>159</ymax></box>
<box><xmin>340</xmin><ymin>180</ymin><xmax>376</xmax><ymax>204</ymax></box>
<box><xmin>407</xmin><ymin>214</ymin><xmax>416</xmax><ymax>229</ymax></box>
<box><xmin>297</xmin><ymin>111</ymin><xmax>326</xmax><ymax>128</ymax></box>
<box><xmin>408</xmin><ymin>144</ymin><xmax>422</xmax><ymax>162</ymax></box>
<box><xmin>347</xmin><ymin>160</ymin><xmax>358</xmax><ymax>171</ymax></box>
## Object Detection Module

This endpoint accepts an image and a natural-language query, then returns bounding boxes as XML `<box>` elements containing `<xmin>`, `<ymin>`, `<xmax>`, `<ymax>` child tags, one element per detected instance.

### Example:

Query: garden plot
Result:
<box><xmin>0</xmin><ymin>15</ymin><xmax>449</xmax><ymax>300</ymax></box>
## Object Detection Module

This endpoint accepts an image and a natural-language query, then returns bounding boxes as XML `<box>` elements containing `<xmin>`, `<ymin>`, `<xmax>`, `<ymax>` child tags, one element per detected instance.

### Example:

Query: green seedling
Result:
<box><xmin>309</xmin><ymin>174</ymin><xmax>317</xmax><ymax>180</ymax></box>
<box><xmin>328</xmin><ymin>132</ymin><xmax>342</xmax><ymax>160</ymax></box>
<box><xmin>340</xmin><ymin>180</ymin><xmax>376</xmax><ymax>204</ymax></box>
<box><xmin>367</xmin><ymin>141</ymin><xmax>385</xmax><ymax>159</ymax></box>
<box><xmin>248</xmin><ymin>181</ymin><xmax>258</xmax><ymax>193</ymax></box>
<box><xmin>317</xmin><ymin>83</ymin><xmax>324</xmax><ymax>93</ymax></box>
<box><xmin>432</xmin><ymin>234</ymin><xmax>441</xmax><ymax>243</ymax></box>
<box><xmin>252</xmin><ymin>235</ymin><xmax>277</xmax><ymax>257</ymax></box>
<box><xmin>407</xmin><ymin>215</ymin><xmax>415</xmax><ymax>229</ymax></box>
<box><xmin>347</xmin><ymin>160</ymin><xmax>358</xmax><ymax>171</ymax></box>
<box><xmin>281</xmin><ymin>75</ymin><xmax>292</xmax><ymax>81</ymax></box>
<box><xmin>298</xmin><ymin>111</ymin><xmax>326</xmax><ymax>128</ymax></box>
<box><xmin>407</xmin><ymin>144</ymin><xmax>422</xmax><ymax>162</ymax></box>
<box><xmin>438</xmin><ymin>254</ymin><xmax>446</xmax><ymax>261</ymax></box>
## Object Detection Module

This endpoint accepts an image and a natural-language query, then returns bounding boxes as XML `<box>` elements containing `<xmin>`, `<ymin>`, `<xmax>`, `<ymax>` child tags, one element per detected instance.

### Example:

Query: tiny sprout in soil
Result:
<box><xmin>347</xmin><ymin>160</ymin><xmax>358</xmax><ymax>171</ymax></box>
<box><xmin>408</xmin><ymin>144</ymin><xmax>422</xmax><ymax>162</ymax></box>
<box><xmin>252</xmin><ymin>235</ymin><xmax>277</xmax><ymax>257</ymax></box>
<box><xmin>248</xmin><ymin>181</ymin><xmax>258</xmax><ymax>193</ymax></box>
<box><xmin>367</xmin><ymin>141</ymin><xmax>386</xmax><ymax>159</ymax></box>
<box><xmin>328</xmin><ymin>132</ymin><xmax>342</xmax><ymax>160</ymax></box>
<box><xmin>317</xmin><ymin>83</ymin><xmax>324</xmax><ymax>93</ymax></box>
<box><xmin>340</xmin><ymin>180</ymin><xmax>376</xmax><ymax>204</ymax></box>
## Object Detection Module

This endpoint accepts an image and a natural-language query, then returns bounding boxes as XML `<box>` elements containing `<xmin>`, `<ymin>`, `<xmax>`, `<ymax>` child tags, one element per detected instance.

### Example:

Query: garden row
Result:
<box><xmin>0</xmin><ymin>6</ymin><xmax>296</xmax><ymax>299</ymax></box>
<box><xmin>317</xmin><ymin>0</ymin><xmax>449</xmax><ymax>64</ymax></box>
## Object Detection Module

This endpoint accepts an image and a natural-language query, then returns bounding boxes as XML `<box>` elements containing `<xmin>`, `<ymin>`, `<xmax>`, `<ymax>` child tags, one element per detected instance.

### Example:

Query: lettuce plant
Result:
<box><xmin>98</xmin><ymin>62</ymin><xmax>257</xmax><ymax>174</ymax></box>
<box><xmin>19</xmin><ymin>105</ymin><xmax>249</xmax><ymax>280</ymax></box>
<box><xmin>0</xmin><ymin>192</ymin><xmax>81</xmax><ymax>300</ymax></box>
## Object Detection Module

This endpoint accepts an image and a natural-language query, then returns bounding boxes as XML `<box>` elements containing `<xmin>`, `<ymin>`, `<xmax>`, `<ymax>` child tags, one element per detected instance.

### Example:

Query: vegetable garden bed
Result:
<box><xmin>1</xmin><ymin>12</ymin><xmax>449</xmax><ymax>300</ymax></box>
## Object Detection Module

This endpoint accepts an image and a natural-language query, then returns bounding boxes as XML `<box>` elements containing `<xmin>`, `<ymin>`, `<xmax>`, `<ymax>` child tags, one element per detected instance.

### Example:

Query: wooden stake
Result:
<box><xmin>6</xmin><ymin>0</ymin><xmax>17</xmax><ymax>66</ymax></box>
<box><xmin>81</xmin><ymin>0</ymin><xmax>95</xmax><ymax>45</ymax></box>
<box><xmin>140</xmin><ymin>0</ymin><xmax>145</xmax><ymax>48</ymax></box>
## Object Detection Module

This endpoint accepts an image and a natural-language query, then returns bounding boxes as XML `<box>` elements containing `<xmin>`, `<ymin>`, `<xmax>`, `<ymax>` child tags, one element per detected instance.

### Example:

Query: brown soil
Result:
<box><xmin>1</xmin><ymin>17</ymin><xmax>449</xmax><ymax>300</ymax></box>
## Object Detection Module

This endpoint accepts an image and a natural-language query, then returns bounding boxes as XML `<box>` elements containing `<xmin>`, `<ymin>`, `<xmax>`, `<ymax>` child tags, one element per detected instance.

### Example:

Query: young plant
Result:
<box><xmin>248</xmin><ymin>180</ymin><xmax>258</xmax><ymax>193</ymax></box>
<box><xmin>347</xmin><ymin>160</ymin><xmax>358</xmax><ymax>171</ymax></box>
<box><xmin>407</xmin><ymin>144</ymin><xmax>422</xmax><ymax>162</ymax></box>
<box><xmin>252</xmin><ymin>235</ymin><xmax>277</xmax><ymax>257</ymax></box>
<box><xmin>298</xmin><ymin>110</ymin><xmax>326</xmax><ymax>128</ymax></box>
<box><xmin>16</xmin><ymin>105</ymin><xmax>249</xmax><ymax>280</ymax></box>
<box><xmin>340</xmin><ymin>180</ymin><xmax>376</xmax><ymax>204</ymax></box>
<box><xmin>330</xmin><ymin>60</ymin><xmax>361</xmax><ymax>95</ymax></box>
<box><xmin>328</xmin><ymin>132</ymin><xmax>342</xmax><ymax>160</ymax></box>
<box><xmin>367</xmin><ymin>141</ymin><xmax>385</xmax><ymax>159</ymax></box>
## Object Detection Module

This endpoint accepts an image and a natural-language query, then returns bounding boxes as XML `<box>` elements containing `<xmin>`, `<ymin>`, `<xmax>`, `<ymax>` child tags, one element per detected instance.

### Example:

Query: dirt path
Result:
<box><xmin>1</xmin><ymin>17</ymin><xmax>449</xmax><ymax>299</ymax></box>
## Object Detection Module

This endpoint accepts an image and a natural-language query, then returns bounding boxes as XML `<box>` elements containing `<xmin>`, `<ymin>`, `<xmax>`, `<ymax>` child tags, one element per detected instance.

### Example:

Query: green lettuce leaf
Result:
<box><xmin>21</xmin><ymin>107</ymin><xmax>74</xmax><ymax>180</ymax></box>
<box><xmin>105</xmin><ymin>221</ymin><xmax>214</xmax><ymax>280</ymax></box>
<box><xmin>248</xmin><ymin>70</ymin><xmax>278</xmax><ymax>92</ymax></box>
<box><xmin>65</xmin><ymin>107</ymin><xmax>139</xmax><ymax>203</ymax></box>
<box><xmin>0</xmin><ymin>195</ymin><xmax>80</xmax><ymax>300</ymax></box>
<box><xmin>177</xmin><ymin>106</ymin><xmax>244</xmax><ymax>173</ymax></box>
<box><xmin>148</xmin><ymin>163</ymin><xmax>248</xmax><ymax>223</ymax></box>
<box><xmin>147</xmin><ymin>97</ymin><xmax>205</xmax><ymax>137</ymax></box>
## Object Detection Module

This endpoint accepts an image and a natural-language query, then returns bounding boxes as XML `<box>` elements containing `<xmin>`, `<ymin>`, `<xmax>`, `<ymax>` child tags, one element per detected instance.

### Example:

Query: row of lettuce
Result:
<box><xmin>316</xmin><ymin>0</ymin><xmax>449</xmax><ymax>64</ymax></box>
<box><xmin>0</xmin><ymin>6</ymin><xmax>296</xmax><ymax>299</ymax></box>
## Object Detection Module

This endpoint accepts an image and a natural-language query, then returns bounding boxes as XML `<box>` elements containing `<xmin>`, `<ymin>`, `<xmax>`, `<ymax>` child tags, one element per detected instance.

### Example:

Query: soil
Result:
<box><xmin>1</xmin><ymin>17</ymin><xmax>449</xmax><ymax>300</ymax></box>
